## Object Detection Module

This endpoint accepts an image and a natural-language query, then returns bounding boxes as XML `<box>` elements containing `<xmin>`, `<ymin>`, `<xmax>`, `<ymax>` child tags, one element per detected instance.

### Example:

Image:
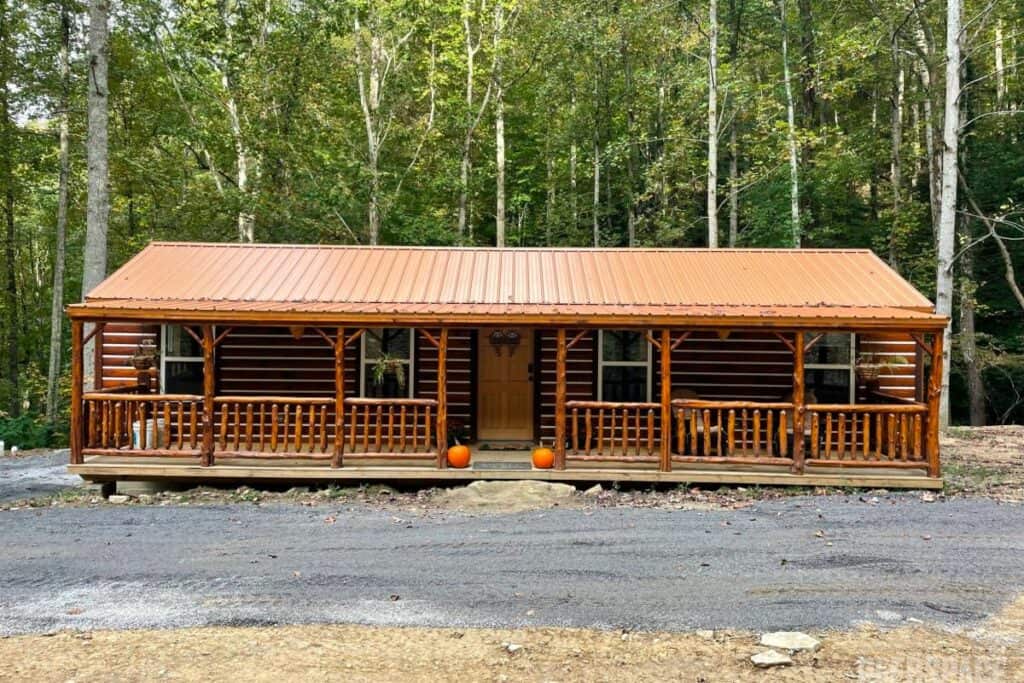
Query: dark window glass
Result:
<box><xmin>164</xmin><ymin>326</ymin><xmax>201</xmax><ymax>358</ymax></box>
<box><xmin>805</xmin><ymin>368</ymin><xmax>851</xmax><ymax>404</ymax></box>
<box><xmin>602</xmin><ymin>331</ymin><xmax>647</xmax><ymax>363</ymax></box>
<box><xmin>365</xmin><ymin>328</ymin><xmax>411</xmax><ymax>360</ymax></box>
<box><xmin>363</xmin><ymin>372</ymin><xmax>408</xmax><ymax>399</ymax></box>
<box><xmin>808</xmin><ymin>333</ymin><xmax>851</xmax><ymax>365</ymax></box>
<box><xmin>164</xmin><ymin>361</ymin><xmax>203</xmax><ymax>395</ymax></box>
<box><xmin>602</xmin><ymin>366</ymin><xmax>648</xmax><ymax>403</ymax></box>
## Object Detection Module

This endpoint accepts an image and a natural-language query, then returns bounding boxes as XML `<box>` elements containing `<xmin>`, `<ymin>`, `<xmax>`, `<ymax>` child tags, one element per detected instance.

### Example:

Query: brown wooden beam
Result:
<box><xmin>436</xmin><ymin>329</ymin><xmax>449</xmax><ymax>469</ymax></box>
<box><xmin>344</xmin><ymin>328</ymin><xmax>366</xmax><ymax>347</ymax></box>
<box><xmin>772</xmin><ymin>331</ymin><xmax>796</xmax><ymax>354</ymax></box>
<box><xmin>81</xmin><ymin>321</ymin><xmax>106</xmax><ymax>347</ymax></box>
<box><xmin>803</xmin><ymin>332</ymin><xmax>825</xmax><ymax>353</ymax></box>
<box><xmin>926</xmin><ymin>332</ymin><xmax>943</xmax><ymax>478</ymax></box>
<box><xmin>200</xmin><ymin>325</ymin><xmax>215</xmax><ymax>467</ymax></box>
<box><xmin>643</xmin><ymin>331</ymin><xmax>662</xmax><ymax>351</ymax></box>
<box><xmin>791</xmin><ymin>331</ymin><xmax>806</xmax><ymax>474</ymax></box>
<box><xmin>70</xmin><ymin>320</ymin><xmax>84</xmax><ymax>465</ymax></box>
<box><xmin>669</xmin><ymin>330</ymin><xmax>693</xmax><ymax>351</ymax></box>
<box><xmin>910</xmin><ymin>331</ymin><xmax>933</xmax><ymax>357</ymax></box>
<box><xmin>332</xmin><ymin>327</ymin><xmax>345</xmax><ymax>469</ymax></box>
<box><xmin>183</xmin><ymin>325</ymin><xmax>202</xmax><ymax>346</ymax></box>
<box><xmin>417</xmin><ymin>328</ymin><xmax>440</xmax><ymax>348</ymax></box>
<box><xmin>659</xmin><ymin>329</ymin><xmax>672</xmax><ymax>472</ymax></box>
<box><xmin>554</xmin><ymin>328</ymin><xmax>568</xmax><ymax>470</ymax></box>
<box><xmin>213</xmin><ymin>326</ymin><xmax>234</xmax><ymax>347</ymax></box>
<box><xmin>311</xmin><ymin>327</ymin><xmax>336</xmax><ymax>350</ymax></box>
<box><xmin>566</xmin><ymin>329</ymin><xmax>589</xmax><ymax>350</ymax></box>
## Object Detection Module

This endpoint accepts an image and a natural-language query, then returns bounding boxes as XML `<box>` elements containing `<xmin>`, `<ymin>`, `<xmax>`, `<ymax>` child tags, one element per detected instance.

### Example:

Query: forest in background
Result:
<box><xmin>0</xmin><ymin>0</ymin><xmax>1022</xmax><ymax>447</ymax></box>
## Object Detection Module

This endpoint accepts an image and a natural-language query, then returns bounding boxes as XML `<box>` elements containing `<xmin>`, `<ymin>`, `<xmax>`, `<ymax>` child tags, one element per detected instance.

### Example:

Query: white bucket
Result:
<box><xmin>132</xmin><ymin>419</ymin><xmax>167</xmax><ymax>449</ymax></box>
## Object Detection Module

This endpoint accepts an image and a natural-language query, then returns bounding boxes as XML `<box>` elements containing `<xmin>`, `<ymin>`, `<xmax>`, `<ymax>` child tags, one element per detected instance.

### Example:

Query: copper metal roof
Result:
<box><xmin>71</xmin><ymin>242</ymin><xmax>945</xmax><ymax>328</ymax></box>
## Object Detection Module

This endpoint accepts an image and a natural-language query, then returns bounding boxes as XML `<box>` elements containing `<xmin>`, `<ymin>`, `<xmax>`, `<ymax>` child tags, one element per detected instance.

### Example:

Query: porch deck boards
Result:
<box><xmin>70</xmin><ymin>455</ymin><xmax>941</xmax><ymax>489</ymax></box>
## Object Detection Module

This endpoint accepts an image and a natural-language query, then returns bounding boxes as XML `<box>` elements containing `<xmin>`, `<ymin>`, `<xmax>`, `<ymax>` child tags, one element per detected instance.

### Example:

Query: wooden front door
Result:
<box><xmin>477</xmin><ymin>328</ymin><xmax>534</xmax><ymax>441</ymax></box>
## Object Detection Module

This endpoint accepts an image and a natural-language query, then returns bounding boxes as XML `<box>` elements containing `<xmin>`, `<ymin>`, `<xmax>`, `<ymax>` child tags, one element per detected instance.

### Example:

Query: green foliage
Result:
<box><xmin>0</xmin><ymin>414</ymin><xmax>57</xmax><ymax>450</ymax></box>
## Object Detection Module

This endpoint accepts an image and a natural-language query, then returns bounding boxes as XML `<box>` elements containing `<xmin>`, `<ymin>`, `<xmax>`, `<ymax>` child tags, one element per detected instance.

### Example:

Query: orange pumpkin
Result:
<box><xmin>532</xmin><ymin>447</ymin><xmax>554</xmax><ymax>469</ymax></box>
<box><xmin>447</xmin><ymin>444</ymin><xmax>471</xmax><ymax>468</ymax></box>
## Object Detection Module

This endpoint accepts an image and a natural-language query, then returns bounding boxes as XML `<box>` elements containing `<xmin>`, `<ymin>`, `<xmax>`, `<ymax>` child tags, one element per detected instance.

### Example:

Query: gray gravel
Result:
<box><xmin>1</xmin><ymin>495</ymin><xmax>1022</xmax><ymax>635</ymax></box>
<box><xmin>0</xmin><ymin>450</ymin><xmax>79</xmax><ymax>503</ymax></box>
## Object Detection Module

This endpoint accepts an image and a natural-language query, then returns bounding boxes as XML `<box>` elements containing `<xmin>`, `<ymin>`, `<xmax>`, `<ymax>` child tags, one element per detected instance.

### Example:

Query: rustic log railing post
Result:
<box><xmin>70</xmin><ymin>320</ymin><xmax>85</xmax><ymax>465</ymax></box>
<box><xmin>791</xmin><ymin>331</ymin><xmax>806</xmax><ymax>474</ymax></box>
<box><xmin>332</xmin><ymin>327</ymin><xmax>345</xmax><ymax>468</ymax></box>
<box><xmin>200</xmin><ymin>324</ymin><xmax>215</xmax><ymax>467</ymax></box>
<box><xmin>436</xmin><ymin>328</ymin><xmax>449</xmax><ymax>469</ymax></box>
<box><xmin>554</xmin><ymin>328</ymin><xmax>568</xmax><ymax>470</ymax></box>
<box><xmin>926</xmin><ymin>331</ymin><xmax>943</xmax><ymax>477</ymax></box>
<box><xmin>659</xmin><ymin>328</ymin><xmax>672</xmax><ymax>472</ymax></box>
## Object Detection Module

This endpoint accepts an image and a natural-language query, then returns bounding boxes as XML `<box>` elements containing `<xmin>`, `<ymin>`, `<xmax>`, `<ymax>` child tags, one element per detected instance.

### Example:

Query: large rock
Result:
<box><xmin>438</xmin><ymin>480</ymin><xmax>577</xmax><ymax>512</ymax></box>
<box><xmin>759</xmin><ymin>631</ymin><xmax>821</xmax><ymax>652</ymax></box>
<box><xmin>750</xmin><ymin>650</ymin><xmax>792</xmax><ymax>668</ymax></box>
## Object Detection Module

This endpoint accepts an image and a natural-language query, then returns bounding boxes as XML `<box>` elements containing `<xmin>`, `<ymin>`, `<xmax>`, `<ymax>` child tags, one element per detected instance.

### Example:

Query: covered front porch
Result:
<box><xmin>68</xmin><ymin>321</ymin><xmax>946</xmax><ymax>489</ymax></box>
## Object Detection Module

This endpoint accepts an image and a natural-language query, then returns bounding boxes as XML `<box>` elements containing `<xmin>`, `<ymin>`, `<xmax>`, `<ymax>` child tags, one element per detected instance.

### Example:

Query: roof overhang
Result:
<box><xmin>67</xmin><ymin>300</ymin><xmax>948</xmax><ymax>331</ymax></box>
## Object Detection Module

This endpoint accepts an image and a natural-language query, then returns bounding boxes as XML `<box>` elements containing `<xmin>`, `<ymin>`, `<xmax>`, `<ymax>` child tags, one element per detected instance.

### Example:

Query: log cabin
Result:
<box><xmin>67</xmin><ymin>242</ymin><xmax>948</xmax><ymax>489</ymax></box>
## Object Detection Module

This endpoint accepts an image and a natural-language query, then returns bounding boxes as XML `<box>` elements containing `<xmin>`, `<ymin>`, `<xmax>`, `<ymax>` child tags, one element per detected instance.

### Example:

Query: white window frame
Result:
<box><xmin>360</xmin><ymin>328</ymin><xmax>415</xmax><ymax>398</ymax></box>
<box><xmin>159</xmin><ymin>324</ymin><xmax>207</xmax><ymax>394</ymax></box>
<box><xmin>804</xmin><ymin>332</ymin><xmax>856</xmax><ymax>403</ymax></box>
<box><xmin>597</xmin><ymin>330</ymin><xmax>653</xmax><ymax>402</ymax></box>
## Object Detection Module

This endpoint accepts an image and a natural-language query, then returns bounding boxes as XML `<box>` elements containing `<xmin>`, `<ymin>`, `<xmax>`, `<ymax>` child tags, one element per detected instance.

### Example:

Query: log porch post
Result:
<box><xmin>200</xmin><ymin>324</ymin><xmax>215</xmax><ymax>467</ymax></box>
<box><xmin>70</xmin><ymin>320</ymin><xmax>84</xmax><ymax>465</ymax></box>
<box><xmin>791</xmin><ymin>331</ymin><xmax>806</xmax><ymax>474</ymax></box>
<box><xmin>332</xmin><ymin>327</ymin><xmax>345</xmax><ymax>468</ymax></box>
<box><xmin>659</xmin><ymin>328</ymin><xmax>672</xmax><ymax>472</ymax></box>
<box><xmin>554</xmin><ymin>328</ymin><xmax>568</xmax><ymax>470</ymax></box>
<box><xmin>436</xmin><ymin>328</ymin><xmax>449</xmax><ymax>469</ymax></box>
<box><xmin>926</xmin><ymin>331</ymin><xmax>943</xmax><ymax>478</ymax></box>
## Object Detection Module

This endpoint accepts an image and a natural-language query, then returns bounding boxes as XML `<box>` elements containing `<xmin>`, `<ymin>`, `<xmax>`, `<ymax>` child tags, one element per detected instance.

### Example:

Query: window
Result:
<box><xmin>805</xmin><ymin>332</ymin><xmax>855</xmax><ymax>403</ymax></box>
<box><xmin>361</xmin><ymin>328</ymin><xmax>414</xmax><ymax>398</ymax></box>
<box><xmin>160</xmin><ymin>325</ymin><xmax>204</xmax><ymax>395</ymax></box>
<box><xmin>598</xmin><ymin>330</ymin><xmax>651</xmax><ymax>402</ymax></box>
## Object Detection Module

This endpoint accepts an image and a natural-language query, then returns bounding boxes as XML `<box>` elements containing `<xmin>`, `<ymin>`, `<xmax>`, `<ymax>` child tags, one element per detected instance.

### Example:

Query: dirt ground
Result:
<box><xmin>1</xmin><ymin>595</ymin><xmax>1020</xmax><ymax>682</ymax></box>
<box><xmin>940</xmin><ymin>425</ymin><xmax>1024</xmax><ymax>502</ymax></box>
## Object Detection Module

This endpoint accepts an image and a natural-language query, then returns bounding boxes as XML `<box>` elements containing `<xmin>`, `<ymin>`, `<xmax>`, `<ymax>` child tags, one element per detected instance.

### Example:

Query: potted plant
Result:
<box><xmin>855</xmin><ymin>353</ymin><xmax>907</xmax><ymax>391</ymax></box>
<box><xmin>131</xmin><ymin>339</ymin><xmax>158</xmax><ymax>370</ymax></box>
<box><xmin>371</xmin><ymin>353</ymin><xmax>407</xmax><ymax>392</ymax></box>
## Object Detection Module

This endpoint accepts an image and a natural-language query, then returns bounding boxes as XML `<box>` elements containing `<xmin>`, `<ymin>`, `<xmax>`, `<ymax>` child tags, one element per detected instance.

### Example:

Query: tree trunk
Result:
<box><xmin>83</xmin><ymin>0</ymin><xmax>110</xmax><ymax>391</ymax></box>
<box><xmin>46</xmin><ymin>2</ymin><xmax>72</xmax><ymax>422</ymax></box>
<box><xmin>707</xmin><ymin>0</ymin><xmax>719</xmax><ymax>248</ymax></box>
<box><xmin>934</xmin><ymin>0</ymin><xmax>962</xmax><ymax>428</ymax></box>
<box><xmin>592</xmin><ymin>136</ymin><xmax>600</xmax><ymax>247</ymax></box>
<box><xmin>493</xmin><ymin>2</ymin><xmax>506</xmax><ymax>248</ymax></box>
<box><xmin>995</xmin><ymin>19</ymin><xmax>1005</xmax><ymax>106</ymax></box>
<box><xmin>959</xmin><ymin>228</ymin><xmax>986</xmax><ymax>425</ymax></box>
<box><xmin>912</xmin><ymin>7</ymin><xmax>940</xmax><ymax>237</ymax></box>
<box><xmin>780</xmin><ymin>0</ymin><xmax>800</xmax><ymax>246</ymax></box>
<box><xmin>889</xmin><ymin>60</ymin><xmax>904</xmax><ymax>268</ymax></box>
<box><xmin>569</xmin><ymin>89</ymin><xmax>577</xmax><ymax>232</ymax></box>
<box><xmin>728</xmin><ymin>122</ymin><xmax>738</xmax><ymax>246</ymax></box>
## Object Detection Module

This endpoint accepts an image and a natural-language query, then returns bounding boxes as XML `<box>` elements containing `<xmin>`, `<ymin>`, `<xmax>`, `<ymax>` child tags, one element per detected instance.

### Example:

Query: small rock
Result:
<box><xmin>751</xmin><ymin>650</ymin><xmax>792</xmax><ymax>668</ymax></box>
<box><xmin>921</xmin><ymin>492</ymin><xmax>936</xmax><ymax>503</ymax></box>
<box><xmin>759</xmin><ymin>631</ymin><xmax>821</xmax><ymax>652</ymax></box>
<box><xmin>503</xmin><ymin>642</ymin><xmax>523</xmax><ymax>654</ymax></box>
<box><xmin>107</xmin><ymin>495</ymin><xmax>130</xmax><ymax>504</ymax></box>
<box><xmin>583</xmin><ymin>484</ymin><xmax>603</xmax><ymax>497</ymax></box>
<box><xmin>695</xmin><ymin>629</ymin><xmax>715</xmax><ymax>640</ymax></box>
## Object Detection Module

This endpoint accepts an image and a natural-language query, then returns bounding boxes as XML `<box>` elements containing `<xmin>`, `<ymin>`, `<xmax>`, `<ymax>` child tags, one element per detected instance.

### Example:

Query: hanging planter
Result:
<box><xmin>371</xmin><ymin>354</ymin><xmax>407</xmax><ymax>392</ymax></box>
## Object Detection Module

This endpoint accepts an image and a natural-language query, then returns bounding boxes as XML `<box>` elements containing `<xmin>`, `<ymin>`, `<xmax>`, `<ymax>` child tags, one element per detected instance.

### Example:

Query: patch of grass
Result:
<box><xmin>942</xmin><ymin>461</ymin><xmax>1007</xmax><ymax>495</ymax></box>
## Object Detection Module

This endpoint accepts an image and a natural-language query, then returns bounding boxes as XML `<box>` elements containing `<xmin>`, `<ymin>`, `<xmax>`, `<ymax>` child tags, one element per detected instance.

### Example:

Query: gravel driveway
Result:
<box><xmin>1</xmin><ymin>495</ymin><xmax>1021</xmax><ymax>636</ymax></box>
<box><xmin>0</xmin><ymin>450</ymin><xmax>78</xmax><ymax>503</ymax></box>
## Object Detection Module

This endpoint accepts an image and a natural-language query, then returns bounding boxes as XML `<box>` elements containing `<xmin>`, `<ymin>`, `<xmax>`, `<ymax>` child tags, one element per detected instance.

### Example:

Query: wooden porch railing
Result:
<box><xmin>806</xmin><ymin>403</ymin><xmax>928</xmax><ymax>467</ymax></box>
<box><xmin>213</xmin><ymin>396</ymin><xmax>335</xmax><ymax>458</ymax></box>
<box><xmin>671</xmin><ymin>400</ymin><xmax>795</xmax><ymax>465</ymax></box>
<box><xmin>566</xmin><ymin>401</ymin><xmax>661</xmax><ymax>461</ymax></box>
<box><xmin>83</xmin><ymin>392</ymin><xmax>203</xmax><ymax>455</ymax></box>
<box><xmin>342</xmin><ymin>397</ymin><xmax>438</xmax><ymax>459</ymax></box>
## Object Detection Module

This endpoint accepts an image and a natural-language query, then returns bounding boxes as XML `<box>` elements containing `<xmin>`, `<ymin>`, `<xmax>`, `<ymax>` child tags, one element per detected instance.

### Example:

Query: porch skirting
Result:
<box><xmin>70</xmin><ymin>456</ymin><xmax>942</xmax><ymax>490</ymax></box>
